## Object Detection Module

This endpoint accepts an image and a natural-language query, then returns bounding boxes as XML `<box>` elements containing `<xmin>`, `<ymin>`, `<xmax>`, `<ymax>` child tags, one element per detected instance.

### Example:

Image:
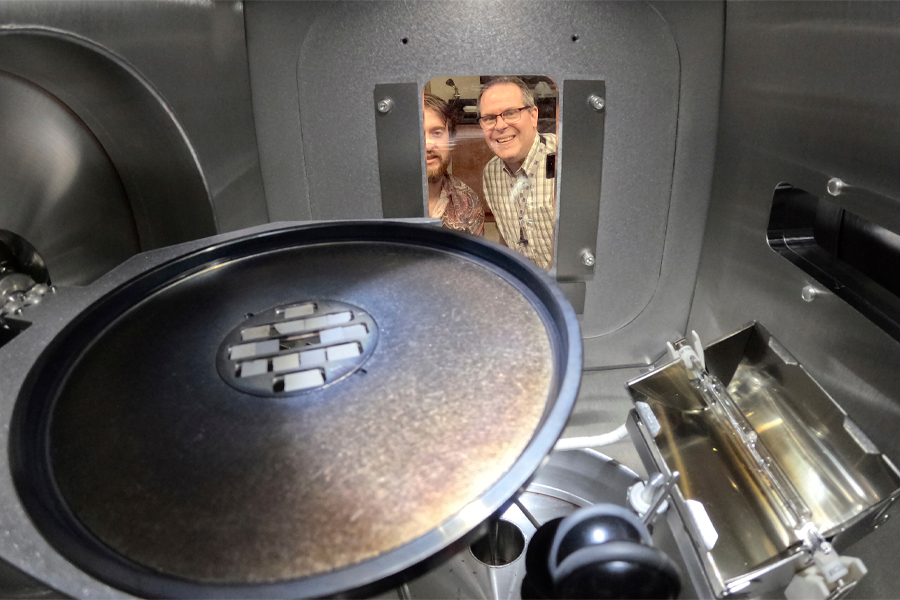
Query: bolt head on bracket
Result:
<box><xmin>376</xmin><ymin>98</ymin><xmax>394</xmax><ymax>114</ymax></box>
<box><xmin>801</xmin><ymin>284</ymin><xmax>818</xmax><ymax>302</ymax></box>
<box><xmin>827</xmin><ymin>177</ymin><xmax>845</xmax><ymax>196</ymax></box>
<box><xmin>587</xmin><ymin>94</ymin><xmax>605</xmax><ymax>112</ymax></box>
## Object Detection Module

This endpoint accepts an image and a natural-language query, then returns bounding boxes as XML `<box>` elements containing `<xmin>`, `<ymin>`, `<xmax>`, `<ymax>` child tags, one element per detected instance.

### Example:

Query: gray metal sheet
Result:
<box><xmin>0</xmin><ymin>0</ymin><xmax>267</xmax><ymax>234</ymax></box>
<box><xmin>688</xmin><ymin>2</ymin><xmax>900</xmax><ymax>597</ymax></box>
<box><xmin>0</xmin><ymin>220</ymin><xmax>581</xmax><ymax>598</ymax></box>
<box><xmin>244</xmin><ymin>1</ymin><xmax>330</xmax><ymax>222</ymax></box>
<box><xmin>374</xmin><ymin>83</ymin><xmax>425</xmax><ymax>218</ymax></box>
<box><xmin>0</xmin><ymin>28</ymin><xmax>216</xmax><ymax>256</ymax></box>
<box><xmin>258</xmin><ymin>0</ymin><xmax>709</xmax><ymax>366</ymax></box>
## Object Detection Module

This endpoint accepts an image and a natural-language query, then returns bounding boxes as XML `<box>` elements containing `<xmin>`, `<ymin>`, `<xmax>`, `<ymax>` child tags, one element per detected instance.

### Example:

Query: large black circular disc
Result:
<box><xmin>10</xmin><ymin>222</ymin><xmax>581</xmax><ymax>598</ymax></box>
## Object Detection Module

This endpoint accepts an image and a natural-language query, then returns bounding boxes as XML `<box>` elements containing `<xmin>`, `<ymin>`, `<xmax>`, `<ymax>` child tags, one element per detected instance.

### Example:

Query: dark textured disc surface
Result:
<box><xmin>47</xmin><ymin>239</ymin><xmax>556</xmax><ymax>585</ymax></box>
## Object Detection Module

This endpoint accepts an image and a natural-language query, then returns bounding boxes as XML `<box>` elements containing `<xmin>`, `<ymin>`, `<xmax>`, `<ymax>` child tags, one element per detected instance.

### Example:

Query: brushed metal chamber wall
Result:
<box><xmin>0</xmin><ymin>70</ymin><xmax>139</xmax><ymax>287</ymax></box>
<box><xmin>0</xmin><ymin>1</ymin><xmax>268</xmax><ymax>284</ymax></box>
<box><xmin>687</xmin><ymin>2</ymin><xmax>900</xmax><ymax>597</ymax></box>
<box><xmin>245</xmin><ymin>1</ymin><xmax>724</xmax><ymax>368</ymax></box>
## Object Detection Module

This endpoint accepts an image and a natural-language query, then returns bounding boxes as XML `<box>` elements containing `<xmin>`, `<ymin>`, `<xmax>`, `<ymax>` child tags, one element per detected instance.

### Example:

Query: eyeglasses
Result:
<box><xmin>477</xmin><ymin>106</ymin><xmax>531</xmax><ymax>130</ymax></box>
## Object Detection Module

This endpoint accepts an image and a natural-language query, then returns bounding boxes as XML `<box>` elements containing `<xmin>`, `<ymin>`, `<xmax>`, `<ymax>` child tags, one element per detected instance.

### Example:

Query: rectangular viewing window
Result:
<box><xmin>423</xmin><ymin>75</ymin><xmax>558</xmax><ymax>271</ymax></box>
<box><xmin>767</xmin><ymin>183</ymin><xmax>900</xmax><ymax>341</ymax></box>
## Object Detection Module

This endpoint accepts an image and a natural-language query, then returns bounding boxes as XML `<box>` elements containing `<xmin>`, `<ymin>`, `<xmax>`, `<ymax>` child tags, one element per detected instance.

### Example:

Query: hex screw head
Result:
<box><xmin>376</xmin><ymin>98</ymin><xmax>394</xmax><ymax>114</ymax></box>
<box><xmin>827</xmin><ymin>177</ymin><xmax>845</xmax><ymax>196</ymax></box>
<box><xmin>587</xmin><ymin>94</ymin><xmax>605</xmax><ymax>112</ymax></box>
<box><xmin>581</xmin><ymin>250</ymin><xmax>596</xmax><ymax>267</ymax></box>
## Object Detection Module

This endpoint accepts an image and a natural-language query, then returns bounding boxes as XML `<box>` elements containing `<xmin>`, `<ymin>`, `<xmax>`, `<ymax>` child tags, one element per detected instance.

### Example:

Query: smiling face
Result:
<box><xmin>479</xmin><ymin>83</ymin><xmax>539</xmax><ymax>172</ymax></box>
<box><xmin>424</xmin><ymin>107</ymin><xmax>451</xmax><ymax>182</ymax></box>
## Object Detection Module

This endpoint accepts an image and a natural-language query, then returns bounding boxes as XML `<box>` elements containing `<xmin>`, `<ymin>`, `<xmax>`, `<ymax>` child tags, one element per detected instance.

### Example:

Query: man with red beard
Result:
<box><xmin>479</xmin><ymin>77</ymin><xmax>556</xmax><ymax>270</ymax></box>
<box><xmin>423</xmin><ymin>93</ymin><xmax>484</xmax><ymax>236</ymax></box>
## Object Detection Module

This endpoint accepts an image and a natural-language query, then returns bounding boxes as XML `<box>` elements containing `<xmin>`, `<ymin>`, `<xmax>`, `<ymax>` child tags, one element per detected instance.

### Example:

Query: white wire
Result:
<box><xmin>553</xmin><ymin>423</ymin><xmax>629</xmax><ymax>451</ymax></box>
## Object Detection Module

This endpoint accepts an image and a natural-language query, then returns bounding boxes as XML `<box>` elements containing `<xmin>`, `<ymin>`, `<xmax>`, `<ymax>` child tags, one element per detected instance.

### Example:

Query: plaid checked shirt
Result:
<box><xmin>482</xmin><ymin>133</ymin><xmax>557</xmax><ymax>270</ymax></box>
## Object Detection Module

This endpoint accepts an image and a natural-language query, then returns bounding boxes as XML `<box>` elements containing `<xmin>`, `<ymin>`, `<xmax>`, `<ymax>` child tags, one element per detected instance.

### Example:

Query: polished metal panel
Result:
<box><xmin>374</xmin><ymin>83</ymin><xmax>425</xmax><ymax>218</ymax></box>
<box><xmin>557</xmin><ymin>80</ymin><xmax>606</xmax><ymax>282</ymax></box>
<box><xmin>0</xmin><ymin>71</ymin><xmax>139</xmax><ymax>286</ymax></box>
<box><xmin>767</xmin><ymin>178</ymin><xmax>900</xmax><ymax>343</ymax></box>
<box><xmin>687</xmin><ymin>3</ymin><xmax>900</xmax><ymax>596</ymax></box>
<box><xmin>240</xmin><ymin>1</ymin><xmax>723</xmax><ymax>365</ymax></box>
<box><xmin>0</xmin><ymin>0</ymin><xmax>267</xmax><ymax>233</ymax></box>
<box><xmin>627</xmin><ymin>324</ymin><xmax>900</xmax><ymax>596</ymax></box>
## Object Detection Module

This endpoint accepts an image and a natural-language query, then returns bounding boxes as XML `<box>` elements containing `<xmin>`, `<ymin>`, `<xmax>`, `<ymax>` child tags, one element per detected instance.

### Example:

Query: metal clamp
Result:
<box><xmin>628</xmin><ymin>471</ymin><xmax>680</xmax><ymax>525</ymax></box>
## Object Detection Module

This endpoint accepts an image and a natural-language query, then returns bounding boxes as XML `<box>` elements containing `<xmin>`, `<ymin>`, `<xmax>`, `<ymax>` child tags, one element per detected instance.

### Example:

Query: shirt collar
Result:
<box><xmin>503</xmin><ymin>134</ymin><xmax>544</xmax><ymax>177</ymax></box>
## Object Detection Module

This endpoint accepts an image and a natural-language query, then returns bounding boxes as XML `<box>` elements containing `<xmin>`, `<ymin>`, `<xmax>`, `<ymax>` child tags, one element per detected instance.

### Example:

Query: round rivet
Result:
<box><xmin>376</xmin><ymin>98</ymin><xmax>394</xmax><ymax>114</ymax></box>
<box><xmin>588</xmin><ymin>94</ymin><xmax>605</xmax><ymax>112</ymax></box>
<box><xmin>827</xmin><ymin>177</ymin><xmax>845</xmax><ymax>196</ymax></box>
<box><xmin>801</xmin><ymin>285</ymin><xmax>818</xmax><ymax>302</ymax></box>
<box><xmin>581</xmin><ymin>250</ymin><xmax>596</xmax><ymax>267</ymax></box>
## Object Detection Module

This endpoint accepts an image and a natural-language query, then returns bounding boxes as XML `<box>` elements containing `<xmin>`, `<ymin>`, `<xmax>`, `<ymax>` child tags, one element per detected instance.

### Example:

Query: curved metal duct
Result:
<box><xmin>0</xmin><ymin>28</ymin><xmax>216</xmax><ymax>286</ymax></box>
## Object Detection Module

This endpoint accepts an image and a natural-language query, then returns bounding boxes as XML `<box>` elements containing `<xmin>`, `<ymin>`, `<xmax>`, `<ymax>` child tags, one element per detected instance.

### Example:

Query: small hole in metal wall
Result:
<box><xmin>571</xmin><ymin>34</ymin><xmax>579</xmax><ymax>42</ymax></box>
<box><xmin>244</xmin><ymin>313</ymin><xmax>253</xmax><ymax>319</ymax></box>
<box><xmin>401</xmin><ymin>37</ymin><xmax>409</xmax><ymax>45</ymax></box>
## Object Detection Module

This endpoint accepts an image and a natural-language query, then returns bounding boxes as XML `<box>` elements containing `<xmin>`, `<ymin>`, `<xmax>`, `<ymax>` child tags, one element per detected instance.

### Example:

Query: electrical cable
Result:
<box><xmin>553</xmin><ymin>423</ymin><xmax>629</xmax><ymax>451</ymax></box>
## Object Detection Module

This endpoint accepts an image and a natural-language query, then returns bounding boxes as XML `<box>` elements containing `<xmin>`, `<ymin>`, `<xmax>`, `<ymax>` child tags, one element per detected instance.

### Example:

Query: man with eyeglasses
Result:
<box><xmin>423</xmin><ymin>93</ymin><xmax>484</xmax><ymax>235</ymax></box>
<box><xmin>479</xmin><ymin>77</ymin><xmax>557</xmax><ymax>270</ymax></box>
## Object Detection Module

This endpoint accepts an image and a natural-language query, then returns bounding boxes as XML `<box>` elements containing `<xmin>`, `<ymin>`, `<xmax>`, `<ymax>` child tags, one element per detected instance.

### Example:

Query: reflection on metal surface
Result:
<box><xmin>48</xmin><ymin>242</ymin><xmax>554</xmax><ymax>583</ymax></box>
<box><xmin>686</xmin><ymin>5</ymin><xmax>900</xmax><ymax>595</ymax></box>
<box><xmin>0</xmin><ymin>27</ymin><xmax>218</xmax><ymax>273</ymax></box>
<box><xmin>627</xmin><ymin>323</ymin><xmax>900</xmax><ymax>597</ymax></box>
<box><xmin>469</xmin><ymin>520</ymin><xmax>525</xmax><ymax>567</ymax></box>
<box><xmin>375</xmin><ymin>450</ymin><xmax>640</xmax><ymax>600</ymax></box>
<box><xmin>0</xmin><ymin>71</ymin><xmax>139</xmax><ymax>286</ymax></box>
<box><xmin>8</xmin><ymin>222</ymin><xmax>581</xmax><ymax>598</ymax></box>
<box><xmin>1</xmin><ymin>0</ymin><xmax>267</xmax><ymax>231</ymax></box>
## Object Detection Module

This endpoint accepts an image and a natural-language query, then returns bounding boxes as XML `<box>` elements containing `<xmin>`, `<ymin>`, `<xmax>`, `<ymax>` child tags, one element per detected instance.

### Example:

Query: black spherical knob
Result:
<box><xmin>548</xmin><ymin>504</ymin><xmax>681</xmax><ymax>599</ymax></box>
<box><xmin>522</xmin><ymin>517</ymin><xmax>564</xmax><ymax>599</ymax></box>
<box><xmin>556</xmin><ymin>514</ymin><xmax>645</xmax><ymax>565</ymax></box>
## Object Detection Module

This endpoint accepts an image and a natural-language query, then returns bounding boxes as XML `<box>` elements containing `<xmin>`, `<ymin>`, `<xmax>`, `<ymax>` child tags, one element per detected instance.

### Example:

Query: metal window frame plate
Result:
<box><xmin>374</xmin><ymin>83</ymin><xmax>424</xmax><ymax>219</ymax></box>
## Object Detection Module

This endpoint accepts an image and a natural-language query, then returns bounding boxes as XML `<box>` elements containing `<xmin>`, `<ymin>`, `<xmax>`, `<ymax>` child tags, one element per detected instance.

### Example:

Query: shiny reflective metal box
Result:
<box><xmin>626</xmin><ymin>322</ymin><xmax>900</xmax><ymax>598</ymax></box>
